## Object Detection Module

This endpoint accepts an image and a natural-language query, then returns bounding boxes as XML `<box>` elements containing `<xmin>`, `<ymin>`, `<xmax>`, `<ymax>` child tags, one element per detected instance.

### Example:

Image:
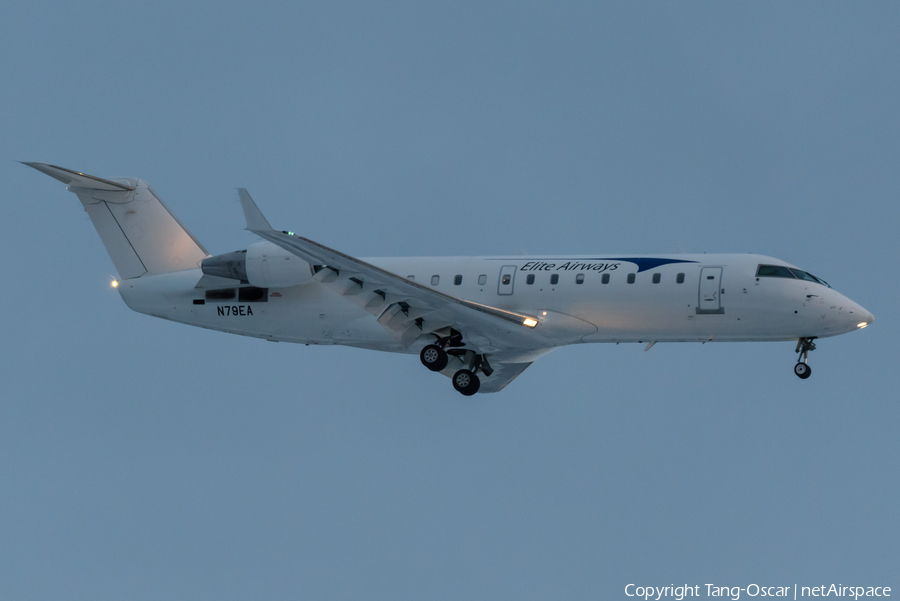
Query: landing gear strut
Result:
<box><xmin>794</xmin><ymin>337</ymin><xmax>816</xmax><ymax>380</ymax></box>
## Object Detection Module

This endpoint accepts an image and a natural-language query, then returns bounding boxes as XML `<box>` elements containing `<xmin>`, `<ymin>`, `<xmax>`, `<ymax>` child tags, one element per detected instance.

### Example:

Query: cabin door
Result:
<box><xmin>697</xmin><ymin>267</ymin><xmax>724</xmax><ymax>314</ymax></box>
<box><xmin>498</xmin><ymin>265</ymin><xmax>517</xmax><ymax>295</ymax></box>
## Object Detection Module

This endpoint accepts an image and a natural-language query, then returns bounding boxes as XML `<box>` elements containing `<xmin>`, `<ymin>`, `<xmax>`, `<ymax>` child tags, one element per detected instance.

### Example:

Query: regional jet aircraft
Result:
<box><xmin>25</xmin><ymin>163</ymin><xmax>874</xmax><ymax>395</ymax></box>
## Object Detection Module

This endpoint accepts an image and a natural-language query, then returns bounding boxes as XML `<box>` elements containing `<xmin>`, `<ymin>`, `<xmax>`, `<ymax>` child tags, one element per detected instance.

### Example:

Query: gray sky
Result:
<box><xmin>1</xmin><ymin>2</ymin><xmax>897</xmax><ymax>599</ymax></box>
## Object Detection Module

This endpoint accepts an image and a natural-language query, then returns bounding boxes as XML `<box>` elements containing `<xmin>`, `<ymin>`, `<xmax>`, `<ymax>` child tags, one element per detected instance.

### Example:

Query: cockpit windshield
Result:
<box><xmin>789</xmin><ymin>268</ymin><xmax>829</xmax><ymax>286</ymax></box>
<box><xmin>756</xmin><ymin>264</ymin><xmax>830</xmax><ymax>288</ymax></box>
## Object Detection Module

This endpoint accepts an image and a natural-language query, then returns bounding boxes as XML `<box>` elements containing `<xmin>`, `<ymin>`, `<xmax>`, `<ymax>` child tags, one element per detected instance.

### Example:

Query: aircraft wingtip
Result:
<box><xmin>236</xmin><ymin>188</ymin><xmax>274</xmax><ymax>232</ymax></box>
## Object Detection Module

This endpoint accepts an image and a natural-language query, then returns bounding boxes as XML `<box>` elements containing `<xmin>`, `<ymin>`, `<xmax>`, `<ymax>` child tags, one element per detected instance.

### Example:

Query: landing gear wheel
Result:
<box><xmin>452</xmin><ymin>369</ymin><xmax>481</xmax><ymax>396</ymax></box>
<box><xmin>794</xmin><ymin>362</ymin><xmax>812</xmax><ymax>379</ymax></box>
<box><xmin>420</xmin><ymin>344</ymin><xmax>448</xmax><ymax>372</ymax></box>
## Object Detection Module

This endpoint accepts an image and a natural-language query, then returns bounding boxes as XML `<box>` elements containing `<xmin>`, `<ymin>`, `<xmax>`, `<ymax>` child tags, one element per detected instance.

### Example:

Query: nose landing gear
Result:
<box><xmin>793</xmin><ymin>362</ymin><xmax>812</xmax><ymax>379</ymax></box>
<box><xmin>794</xmin><ymin>337</ymin><xmax>817</xmax><ymax>379</ymax></box>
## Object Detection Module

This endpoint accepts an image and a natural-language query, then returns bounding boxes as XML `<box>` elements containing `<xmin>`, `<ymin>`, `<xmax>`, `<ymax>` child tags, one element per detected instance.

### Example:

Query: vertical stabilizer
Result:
<box><xmin>24</xmin><ymin>163</ymin><xmax>209</xmax><ymax>279</ymax></box>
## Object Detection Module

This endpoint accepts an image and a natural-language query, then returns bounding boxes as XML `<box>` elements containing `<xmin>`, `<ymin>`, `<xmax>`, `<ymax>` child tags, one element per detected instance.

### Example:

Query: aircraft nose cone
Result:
<box><xmin>854</xmin><ymin>305</ymin><xmax>874</xmax><ymax>330</ymax></box>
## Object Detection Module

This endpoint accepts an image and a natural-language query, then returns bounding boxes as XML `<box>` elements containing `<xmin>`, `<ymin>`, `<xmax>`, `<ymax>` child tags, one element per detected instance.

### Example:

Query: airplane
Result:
<box><xmin>24</xmin><ymin>162</ymin><xmax>874</xmax><ymax>395</ymax></box>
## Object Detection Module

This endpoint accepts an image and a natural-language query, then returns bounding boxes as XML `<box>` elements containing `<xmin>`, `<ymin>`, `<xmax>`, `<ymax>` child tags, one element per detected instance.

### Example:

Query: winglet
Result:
<box><xmin>237</xmin><ymin>188</ymin><xmax>273</xmax><ymax>231</ymax></box>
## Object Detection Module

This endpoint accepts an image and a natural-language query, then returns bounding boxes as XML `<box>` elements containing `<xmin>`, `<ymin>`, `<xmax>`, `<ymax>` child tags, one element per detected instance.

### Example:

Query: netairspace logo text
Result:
<box><xmin>624</xmin><ymin>584</ymin><xmax>891</xmax><ymax>601</ymax></box>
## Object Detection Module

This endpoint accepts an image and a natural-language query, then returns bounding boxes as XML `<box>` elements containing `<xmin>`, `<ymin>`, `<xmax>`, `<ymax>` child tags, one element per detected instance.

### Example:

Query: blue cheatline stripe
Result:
<box><xmin>484</xmin><ymin>257</ymin><xmax>699</xmax><ymax>273</ymax></box>
<box><xmin>603</xmin><ymin>258</ymin><xmax>698</xmax><ymax>273</ymax></box>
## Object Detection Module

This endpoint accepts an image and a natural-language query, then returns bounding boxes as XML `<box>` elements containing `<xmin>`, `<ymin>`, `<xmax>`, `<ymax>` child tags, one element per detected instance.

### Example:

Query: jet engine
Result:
<box><xmin>201</xmin><ymin>241</ymin><xmax>314</xmax><ymax>287</ymax></box>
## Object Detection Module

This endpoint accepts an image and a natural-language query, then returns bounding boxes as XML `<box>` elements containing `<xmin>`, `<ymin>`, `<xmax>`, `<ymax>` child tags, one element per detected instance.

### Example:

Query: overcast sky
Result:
<box><xmin>1</xmin><ymin>2</ymin><xmax>898</xmax><ymax>600</ymax></box>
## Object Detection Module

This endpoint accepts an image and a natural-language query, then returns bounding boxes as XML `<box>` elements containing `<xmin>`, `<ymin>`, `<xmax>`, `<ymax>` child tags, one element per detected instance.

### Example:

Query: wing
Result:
<box><xmin>236</xmin><ymin>189</ymin><xmax>550</xmax><ymax>357</ymax></box>
<box><xmin>477</xmin><ymin>360</ymin><xmax>534</xmax><ymax>393</ymax></box>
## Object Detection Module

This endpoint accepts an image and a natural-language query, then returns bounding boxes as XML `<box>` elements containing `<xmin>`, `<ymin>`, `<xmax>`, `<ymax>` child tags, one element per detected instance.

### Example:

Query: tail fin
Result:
<box><xmin>24</xmin><ymin>163</ymin><xmax>209</xmax><ymax>279</ymax></box>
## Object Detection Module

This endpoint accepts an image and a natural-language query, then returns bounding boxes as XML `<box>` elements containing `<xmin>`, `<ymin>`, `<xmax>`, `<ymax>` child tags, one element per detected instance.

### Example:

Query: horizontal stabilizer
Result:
<box><xmin>22</xmin><ymin>162</ymin><xmax>135</xmax><ymax>191</ymax></box>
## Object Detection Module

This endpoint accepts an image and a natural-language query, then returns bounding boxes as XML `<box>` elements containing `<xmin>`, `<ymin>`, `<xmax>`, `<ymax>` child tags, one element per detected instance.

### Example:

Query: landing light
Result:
<box><xmin>857</xmin><ymin>322</ymin><xmax>868</xmax><ymax>329</ymax></box>
<box><xmin>111</xmin><ymin>280</ymin><xmax>119</xmax><ymax>288</ymax></box>
<box><xmin>523</xmin><ymin>318</ymin><xmax>538</xmax><ymax>328</ymax></box>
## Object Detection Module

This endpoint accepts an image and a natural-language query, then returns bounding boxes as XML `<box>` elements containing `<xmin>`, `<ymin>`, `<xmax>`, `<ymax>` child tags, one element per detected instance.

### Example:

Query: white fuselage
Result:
<box><xmin>23</xmin><ymin>162</ymin><xmax>874</xmax><ymax>393</ymax></box>
<box><xmin>117</xmin><ymin>253</ymin><xmax>872</xmax><ymax>354</ymax></box>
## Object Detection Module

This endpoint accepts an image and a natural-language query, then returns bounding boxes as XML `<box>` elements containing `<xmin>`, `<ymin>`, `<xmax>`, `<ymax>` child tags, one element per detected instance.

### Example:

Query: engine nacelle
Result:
<box><xmin>201</xmin><ymin>241</ymin><xmax>313</xmax><ymax>287</ymax></box>
<box><xmin>245</xmin><ymin>241</ymin><xmax>314</xmax><ymax>287</ymax></box>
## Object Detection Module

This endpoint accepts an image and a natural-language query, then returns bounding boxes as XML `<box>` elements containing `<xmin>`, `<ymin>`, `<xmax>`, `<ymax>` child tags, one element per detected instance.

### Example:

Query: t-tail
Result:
<box><xmin>23</xmin><ymin>162</ymin><xmax>209</xmax><ymax>278</ymax></box>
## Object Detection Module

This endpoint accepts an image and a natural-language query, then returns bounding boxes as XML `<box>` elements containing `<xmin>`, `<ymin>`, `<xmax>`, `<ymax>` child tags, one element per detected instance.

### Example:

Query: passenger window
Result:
<box><xmin>431</xmin><ymin>275</ymin><xmax>440</xmax><ymax>286</ymax></box>
<box><xmin>652</xmin><ymin>273</ymin><xmax>661</xmax><ymax>284</ymax></box>
<box><xmin>501</xmin><ymin>274</ymin><xmax>511</xmax><ymax>285</ymax></box>
<box><xmin>407</xmin><ymin>275</ymin><xmax>415</xmax><ymax>281</ymax></box>
<box><xmin>627</xmin><ymin>273</ymin><xmax>635</xmax><ymax>284</ymax></box>
<box><xmin>676</xmin><ymin>273</ymin><xmax>685</xmax><ymax>284</ymax></box>
<box><xmin>576</xmin><ymin>274</ymin><xmax>585</xmax><ymax>284</ymax></box>
<box><xmin>454</xmin><ymin>275</ymin><xmax>462</xmax><ymax>285</ymax></box>
<box><xmin>601</xmin><ymin>273</ymin><xmax>610</xmax><ymax>284</ymax></box>
<box><xmin>526</xmin><ymin>274</ymin><xmax>535</xmax><ymax>285</ymax></box>
<box><xmin>550</xmin><ymin>274</ymin><xmax>559</xmax><ymax>285</ymax></box>
<box><xmin>756</xmin><ymin>264</ymin><xmax>795</xmax><ymax>279</ymax></box>
<box><xmin>478</xmin><ymin>274</ymin><xmax>487</xmax><ymax>285</ymax></box>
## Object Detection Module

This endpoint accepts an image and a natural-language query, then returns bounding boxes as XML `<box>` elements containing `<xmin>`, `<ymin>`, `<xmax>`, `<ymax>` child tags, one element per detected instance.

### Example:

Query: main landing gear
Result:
<box><xmin>418</xmin><ymin>330</ymin><xmax>493</xmax><ymax>396</ymax></box>
<box><xmin>451</xmin><ymin>353</ymin><xmax>493</xmax><ymax>396</ymax></box>
<box><xmin>452</xmin><ymin>369</ymin><xmax>480</xmax><ymax>396</ymax></box>
<box><xmin>419</xmin><ymin>344</ymin><xmax>449</xmax><ymax>372</ymax></box>
<box><xmin>419</xmin><ymin>330</ymin><xmax>462</xmax><ymax>372</ymax></box>
<box><xmin>794</xmin><ymin>337</ymin><xmax>817</xmax><ymax>380</ymax></box>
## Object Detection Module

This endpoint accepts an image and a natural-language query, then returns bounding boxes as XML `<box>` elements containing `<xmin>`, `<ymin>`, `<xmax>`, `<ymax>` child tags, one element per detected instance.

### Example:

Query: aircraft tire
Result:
<box><xmin>452</xmin><ymin>369</ymin><xmax>480</xmax><ymax>396</ymax></box>
<box><xmin>794</xmin><ymin>362</ymin><xmax>812</xmax><ymax>379</ymax></box>
<box><xmin>420</xmin><ymin>344</ymin><xmax>449</xmax><ymax>372</ymax></box>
